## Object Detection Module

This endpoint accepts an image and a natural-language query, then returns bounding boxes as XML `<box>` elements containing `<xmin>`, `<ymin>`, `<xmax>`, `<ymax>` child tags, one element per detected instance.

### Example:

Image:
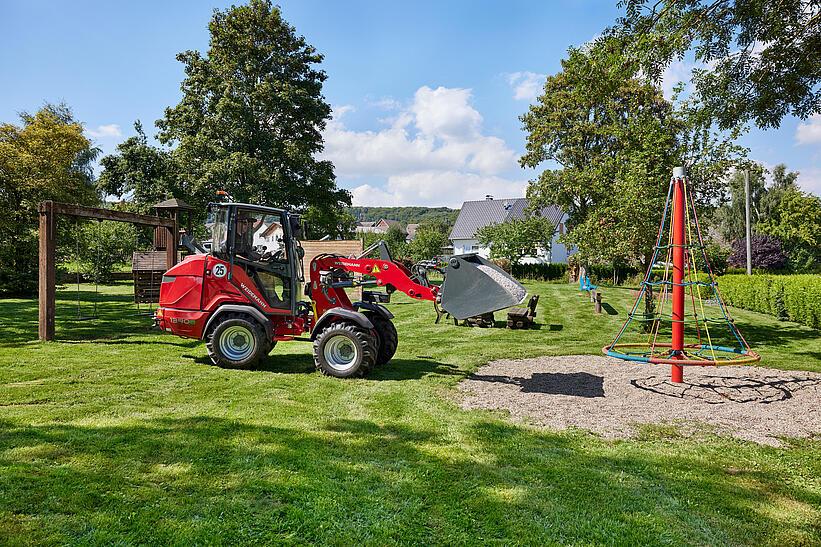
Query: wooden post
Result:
<box><xmin>38</xmin><ymin>201</ymin><xmax>56</xmax><ymax>341</ymax></box>
<box><xmin>595</xmin><ymin>292</ymin><xmax>602</xmax><ymax>314</ymax></box>
<box><xmin>165</xmin><ymin>221</ymin><xmax>177</xmax><ymax>270</ymax></box>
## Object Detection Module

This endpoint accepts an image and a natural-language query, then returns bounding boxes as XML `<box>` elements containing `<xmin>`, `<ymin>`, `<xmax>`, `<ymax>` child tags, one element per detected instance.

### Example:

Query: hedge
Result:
<box><xmin>511</xmin><ymin>263</ymin><xmax>568</xmax><ymax>281</ymax></box>
<box><xmin>717</xmin><ymin>274</ymin><xmax>821</xmax><ymax>329</ymax></box>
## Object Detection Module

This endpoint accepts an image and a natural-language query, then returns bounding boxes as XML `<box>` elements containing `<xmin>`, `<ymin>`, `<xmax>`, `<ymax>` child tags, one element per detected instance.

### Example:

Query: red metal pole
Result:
<box><xmin>671</xmin><ymin>173</ymin><xmax>685</xmax><ymax>383</ymax></box>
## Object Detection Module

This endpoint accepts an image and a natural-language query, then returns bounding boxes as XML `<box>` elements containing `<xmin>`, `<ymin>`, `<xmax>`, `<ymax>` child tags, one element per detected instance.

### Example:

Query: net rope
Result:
<box><xmin>604</xmin><ymin>175</ymin><xmax>759</xmax><ymax>366</ymax></box>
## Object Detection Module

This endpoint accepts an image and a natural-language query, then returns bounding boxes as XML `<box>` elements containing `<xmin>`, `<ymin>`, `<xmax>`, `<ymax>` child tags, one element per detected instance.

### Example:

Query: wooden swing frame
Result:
<box><xmin>38</xmin><ymin>200</ymin><xmax>177</xmax><ymax>341</ymax></box>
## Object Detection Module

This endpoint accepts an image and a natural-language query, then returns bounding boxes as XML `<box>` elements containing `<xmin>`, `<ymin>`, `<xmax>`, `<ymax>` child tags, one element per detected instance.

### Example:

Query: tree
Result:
<box><xmin>0</xmin><ymin>105</ymin><xmax>98</xmax><ymax>295</ymax></box>
<box><xmin>714</xmin><ymin>165</ymin><xmax>767</xmax><ymax>242</ymax></box>
<box><xmin>520</xmin><ymin>42</ymin><xmax>742</xmax><ymax>269</ymax></box>
<box><xmin>760</xmin><ymin>163</ymin><xmax>800</xmax><ymax>220</ymax></box>
<box><xmin>360</xmin><ymin>224</ymin><xmax>408</xmax><ymax>258</ymax></box>
<box><xmin>610</xmin><ymin>0</ymin><xmax>821</xmax><ymax>130</ymax></box>
<box><xmin>407</xmin><ymin>224</ymin><xmax>449</xmax><ymax>262</ymax></box>
<box><xmin>97</xmin><ymin>121</ymin><xmax>177</xmax><ymax>214</ymax></box>
<box><xmin>757</xmin><ymin>188</ymin><xmax>821</xmax><ymax>271</ymax></box>
<box><xmin>476</xmin><ymin>215</ymin><xmax>555</xmax><ymax>265</ymax></box>
<box><xmin>727</xmin><ymin>234</ymin><xmax>787</xmax><ymax>270</ymax></box>
<box><xmin>104</xmin><ymin>0</ymin><xmax>351</xmax><ymax>236</ymax></box>
<box><xmin>76</xmin><ymin>221</ymin><xmax>138</xmax><ymax>284</ymax></box>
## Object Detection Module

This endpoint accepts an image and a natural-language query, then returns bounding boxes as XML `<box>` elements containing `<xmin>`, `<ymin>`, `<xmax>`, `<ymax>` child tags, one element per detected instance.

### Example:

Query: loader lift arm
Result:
<box><xmin>308</xmin><ymin>241</ymin><xmax>440</xmax><ymax>320</ymax></box>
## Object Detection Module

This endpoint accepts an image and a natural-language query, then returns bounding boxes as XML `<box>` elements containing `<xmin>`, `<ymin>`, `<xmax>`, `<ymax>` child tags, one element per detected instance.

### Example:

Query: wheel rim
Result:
<box><xmin>219</xmin><ymin>325</ymin><xmax>256</xmax><ymax>361</ymax></box>
<box><xmin>323</xmin><ymin>334</ymin><xmax>359</xmax><ymax>372</ymax></box>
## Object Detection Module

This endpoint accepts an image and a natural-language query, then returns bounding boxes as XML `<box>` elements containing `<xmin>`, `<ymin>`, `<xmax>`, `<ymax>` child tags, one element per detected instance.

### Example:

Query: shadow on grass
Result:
<box><xmin>601</xmin><ymin>303</ymin><xmax>618</xmax><ymax>316</ymax></box>
<box><xmin>0</xmin><ymin>416</ymin><xmax>817</xmax><ymax>544</ymax></box>
<box><xmin>0</xmin><ymin>286</ymin><xmax>157</xmax><ymax>346</ymax></box>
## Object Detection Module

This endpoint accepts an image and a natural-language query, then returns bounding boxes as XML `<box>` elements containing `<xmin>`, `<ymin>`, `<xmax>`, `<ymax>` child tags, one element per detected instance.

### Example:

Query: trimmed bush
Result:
<box><xmin>717</xmin><ymin>274</ymin><xmax>821</xmax><ymax>329</ymax></box>
<box><xmin>511</xmin><ymin>262</ymin><xmax>568</xmax><ymax>281</ymax></box>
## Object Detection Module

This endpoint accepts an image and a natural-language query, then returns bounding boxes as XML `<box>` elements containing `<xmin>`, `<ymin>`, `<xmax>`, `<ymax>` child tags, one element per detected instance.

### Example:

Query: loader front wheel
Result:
<box><xmin>366</xmin><ymin>313</ymin><xmax>398</xmax><ymax>365</ymax></box>
<box><xmin>313</xmin><ymin>321</ymin><xmax>378</xmax><ymax>378</ymax></box>
<box><xmin>206</xmin><ymin>315</ymin><xmax>267</xmax><ymax>369</ymax></box>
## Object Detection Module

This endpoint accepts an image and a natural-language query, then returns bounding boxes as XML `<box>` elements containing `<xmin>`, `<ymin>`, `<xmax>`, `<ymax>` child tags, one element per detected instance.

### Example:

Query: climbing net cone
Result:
<box><xmin>602</xmin><ymin>169</ymin><xmax>760</xmax><ymax>382</ymax></box>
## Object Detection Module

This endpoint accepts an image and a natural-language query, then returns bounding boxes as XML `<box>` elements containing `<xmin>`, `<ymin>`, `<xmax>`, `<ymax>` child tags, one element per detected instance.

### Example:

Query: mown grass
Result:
<box><xmin>0</xmin><ymin>281</ymin><xmax>819</xmax><ymax>544</ymax></box>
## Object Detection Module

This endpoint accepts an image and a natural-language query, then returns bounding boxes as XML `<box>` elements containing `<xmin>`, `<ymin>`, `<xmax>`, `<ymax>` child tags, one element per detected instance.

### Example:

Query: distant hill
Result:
<box><xmin>350</xmin><ymin>206</ymin><xmax>459</xmax><ymax>226</ymax></box>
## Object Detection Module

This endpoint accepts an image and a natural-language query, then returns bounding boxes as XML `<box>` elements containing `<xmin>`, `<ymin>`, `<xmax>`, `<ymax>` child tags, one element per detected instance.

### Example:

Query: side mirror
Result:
<box><xmin>297</xmin><ymin>246</ymin><xmax>305</xmax><ymax>258</ymax></box>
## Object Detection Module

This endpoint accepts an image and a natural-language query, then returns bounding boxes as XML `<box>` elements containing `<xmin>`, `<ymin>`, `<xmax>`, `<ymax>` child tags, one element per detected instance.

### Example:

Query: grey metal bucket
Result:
<box><xmin>440</xmin><ymin>254</ymin><xmax>527</xmax><ymax>320</ymax></box>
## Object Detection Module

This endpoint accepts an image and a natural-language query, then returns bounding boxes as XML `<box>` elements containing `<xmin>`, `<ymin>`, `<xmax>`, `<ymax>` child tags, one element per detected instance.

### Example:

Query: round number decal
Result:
<box><xmin>213</xmin><ymin>264</ymin><xmax>227</xmax><ymax>278</ymax></box>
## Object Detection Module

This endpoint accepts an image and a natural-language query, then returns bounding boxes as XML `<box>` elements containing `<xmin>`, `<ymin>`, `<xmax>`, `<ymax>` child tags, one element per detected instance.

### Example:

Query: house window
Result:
<box><xmin>470</xmin><ymin>245</ymin><xmax>480</xmax><ymax>251</ymax></box>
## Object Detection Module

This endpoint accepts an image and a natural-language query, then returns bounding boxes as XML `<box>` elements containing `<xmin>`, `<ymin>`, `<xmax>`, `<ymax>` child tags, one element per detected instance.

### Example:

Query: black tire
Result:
<box><xmin>206</xmin><ymin>314</ymin><xmax>267</xmax><ymax>369</ymax></box>
<box><xmin>313</xmin><ymin>321</ymin><xmax>378</xmax><ymax>378</ymax></box>
<box><xmin>365</xmin><ymin>312</ymin><xmax>398</xmax><ymax>366</ymax></box>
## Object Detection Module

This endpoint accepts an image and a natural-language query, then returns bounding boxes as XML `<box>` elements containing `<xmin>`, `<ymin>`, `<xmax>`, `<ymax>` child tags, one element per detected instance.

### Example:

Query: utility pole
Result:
<box><xmin>744</xmin><ymin>170</ymin><xmax>752</xmax><ymax>275</ymax></box>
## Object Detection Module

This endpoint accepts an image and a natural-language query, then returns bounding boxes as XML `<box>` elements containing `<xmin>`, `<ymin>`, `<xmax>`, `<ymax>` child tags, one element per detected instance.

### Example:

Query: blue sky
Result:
<box><xmin>2</xmin><ymin>0</ymin><xmax>818</xmax><ymax>207</ymax></box>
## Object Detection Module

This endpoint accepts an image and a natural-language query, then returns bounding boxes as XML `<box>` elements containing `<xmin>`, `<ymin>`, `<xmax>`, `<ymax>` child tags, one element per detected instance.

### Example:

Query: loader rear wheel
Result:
<box><xmin>206</xmin><ymin>315</ymin><xmax>266</xmax><ymax>369</ymax></box>
<box><xmin>365</xmin><ymin>313</ymin><xmax>398</xmax><ymax>366</ymax></box>
<box><xmin>313</xmin><ymin>321</ymin><xmax>378</xmax><ymax>378</ymax></box>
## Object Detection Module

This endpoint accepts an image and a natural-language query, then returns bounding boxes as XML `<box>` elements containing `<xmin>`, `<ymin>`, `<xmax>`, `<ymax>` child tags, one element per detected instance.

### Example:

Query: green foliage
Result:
<box><xmin>510</xmin><ymin>262</ymin><xmax>568</xmax><ymax>282</ymax></box>
<box><xmin>521</xmin><ymin>40</ymin><xmax>743</xmax><ymax>270</ymax></box>
<box><xmin>612</xmin><ymin>0</ymin><xmax>821</xmax><ymax>130</ymax></box>
<box><xmin>74</xmin><ymin>221</ymin><xmax>138</xmax><ymax>284</ymax></box>
<box><xmin>97</xmin><ymin>122</ymin><xmax>177</xmax><ymax>215</ymax></box>
<box><xmin>0</xmin><ymin>105</ymin><xmax>99</xmax><ymax>295</ymax></box>
<box><xmin>718</xmin><ymin>274</ymin><xmax>821</xmax><ymax>329</ymax></box>
<box><xmin>713</xmin><ymin>165</ymin><xmax>768</xmax><ymax>243</ymax></box>
<box><xmin>698</xmin><ymin>241</ymin><xmax>731</xmax><ymax>275</ymax></box>
<box><xmin>476</xmin><ymin>215</ymin><xmax>555</xmax><ymax>265</ymax></box>
<box><xmin>360</xmin><ymin>225</ymin><xmax>408</xmax><ymax>259</ymax></box>
<box><xmin>350</xmin><ymin>206</ymin><xmax>459</xmax><ymax>226</ymax></box>
<box><xmin>406</xmin><ymin>225</ymin><xmax>448</xmax><ymax>262</ymax></box>
<box><xmin>760</xmin><ymin>164</ymin><xmax>800</xmax><ymax>220</ymax></box>
<box><xmin>757</xmin><ymin>188</ymin><xmax>821</xmax><ymax>272</ymax></box>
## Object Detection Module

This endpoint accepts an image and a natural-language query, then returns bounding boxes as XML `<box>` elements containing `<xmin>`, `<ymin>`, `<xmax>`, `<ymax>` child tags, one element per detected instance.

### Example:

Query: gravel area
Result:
<box><xmin>458</xmin><ymin>355</ymin><xmax>821</xmax><ymax>446</ymax></box>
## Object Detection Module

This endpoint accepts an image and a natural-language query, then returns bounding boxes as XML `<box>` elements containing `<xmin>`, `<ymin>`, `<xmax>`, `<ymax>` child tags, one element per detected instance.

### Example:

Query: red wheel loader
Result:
<box><xmin>155</xmin><ymin>202</ymin><xmax>526</xmax><ymax>378</ymax></box>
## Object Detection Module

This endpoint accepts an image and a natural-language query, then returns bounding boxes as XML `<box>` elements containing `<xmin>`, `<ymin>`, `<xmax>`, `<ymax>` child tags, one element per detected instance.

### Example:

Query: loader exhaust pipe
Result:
<box><xmin>439</xmin><ymin>254</ymin><xmax>527</xmax><ymax>320</ymax></box>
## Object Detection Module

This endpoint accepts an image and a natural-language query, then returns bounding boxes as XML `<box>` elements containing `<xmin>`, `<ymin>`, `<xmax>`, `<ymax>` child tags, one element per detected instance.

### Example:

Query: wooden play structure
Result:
<box><xmin>38</xmin><ymin>200</ymin><xmax>179</xmax><ymax>341</ymax></box>
<box><xmin>132</xmin><ymin>198</ymin><xmax>195</xmax><ymax>305</ymax></box>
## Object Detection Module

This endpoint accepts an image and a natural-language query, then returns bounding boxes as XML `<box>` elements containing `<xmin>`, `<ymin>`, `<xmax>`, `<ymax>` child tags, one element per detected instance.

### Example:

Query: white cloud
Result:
<box><xmin>796</xmin><ymin>114</ymin><xmax>821</xmax><ymax>145</ymax></box>
<box><xmin>323</xmin><ymin>86</ymin><xmax>516</xmax><ymax>178</ymax></box>
<box><xmin>323</xmin><ymin>85</ymin><xmax>525</xmax><ymax>207</ymax></box>
<box><xmin>796</xmin><ymin>167</ymin><xmax>821</xmax><ymax>197</ymax></box>
<box><xmin>506</xmin><ymin>71</ymin><xmax>546</xmax><ymax>101</ymax></box>
<box><xmin>331</xmin><ymin>104</ymin><xmax>355</xmax><ymax>118</ymax></box>
<box><xmin>351</xmin><ymin>171</ymin><xmax>527</xmax><ymax>208</ymax></box>
<box><xmin>86</xmin><ymin>124</ymin><xmax>122</xmax><ymax>138</ymax></box>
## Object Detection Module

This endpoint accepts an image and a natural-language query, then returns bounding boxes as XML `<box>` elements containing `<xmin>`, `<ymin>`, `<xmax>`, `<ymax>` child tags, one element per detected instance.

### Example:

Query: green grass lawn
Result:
<box><xmin>1</xmin><ymin>281</ymin><xmax>820</xmax><ymax>545</ymax></box>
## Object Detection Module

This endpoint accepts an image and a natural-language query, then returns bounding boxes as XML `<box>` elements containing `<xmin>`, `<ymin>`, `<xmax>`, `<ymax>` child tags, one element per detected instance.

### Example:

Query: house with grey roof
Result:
<box><xmin>355</xmin><ymin>219</ymin><xmax>406</xmax><ymax>235</ymax></box>
<box><xmin>449</xmin><ymin>196</ymin><xmax>572</xmax><ymax>263</ymax></box>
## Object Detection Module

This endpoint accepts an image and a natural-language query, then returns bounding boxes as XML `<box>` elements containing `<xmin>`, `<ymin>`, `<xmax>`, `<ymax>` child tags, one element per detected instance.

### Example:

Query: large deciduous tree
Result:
<box><xmin>520</xmin><ymin>42</ymin><xmax>742</xmax><ymax>268</ymax></box>
<box><xmin>102</xmin><ymin>0</ymin><xmax>351</xmax><ymax>237</ymax></box>
<box><xmin>0</xmin><ymin>105</ymin><xmax>99</xmax><ymax>295</ymax></box>
<box><xmin>757</xmin><ymin>188</ymin><xmax>821</xmax><ymax>271</ymax></box>
<box><xmin>97</xmin><ymin>122</ymin><xmax>177</xmax><ymax>214</ymax></box>
<box><xmin>611</xmin><ymin>0</ymin><xmax>821</xmax><ymax>130</ymax></box>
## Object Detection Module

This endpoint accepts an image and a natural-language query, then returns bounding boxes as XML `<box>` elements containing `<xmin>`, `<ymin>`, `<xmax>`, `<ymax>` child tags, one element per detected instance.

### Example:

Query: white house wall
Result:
<box><xmin>452</xmin><ymin>233</ymin><xmax>572</xmax><ymax>264</ymax></box>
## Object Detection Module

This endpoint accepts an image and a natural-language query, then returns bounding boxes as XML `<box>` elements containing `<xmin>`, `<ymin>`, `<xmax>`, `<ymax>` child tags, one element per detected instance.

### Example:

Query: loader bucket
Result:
<box><xmin>439</xmin><ymin>254</ymin><xmax>527</xmax><ymax>320</ymax></box>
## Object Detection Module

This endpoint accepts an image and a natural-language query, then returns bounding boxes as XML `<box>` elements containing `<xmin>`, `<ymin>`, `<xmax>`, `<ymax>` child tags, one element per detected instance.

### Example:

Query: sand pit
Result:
<box><xmin>458</xmin><ymin>355</ymin><xmax>821</xmax><ymax>446</ymax></box>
